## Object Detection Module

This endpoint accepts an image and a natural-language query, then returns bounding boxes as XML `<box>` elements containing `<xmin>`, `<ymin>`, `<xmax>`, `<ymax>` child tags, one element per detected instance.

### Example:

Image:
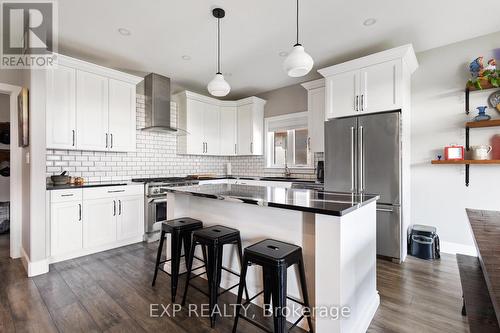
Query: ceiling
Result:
<box><xmin>57</xmin><ymin>0</ymin><xmax>500</xmax><ymax>99</ymax></box>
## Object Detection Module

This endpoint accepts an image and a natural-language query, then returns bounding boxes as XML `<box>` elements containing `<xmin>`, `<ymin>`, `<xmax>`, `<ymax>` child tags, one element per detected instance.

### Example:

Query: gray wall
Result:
<box><xmin>411</xmin><ymin>30</ymin><xmax>500</xmax><ymax>252</ymax></box>
<box><xmin>257</xmin><ymin>83</ymin><xmax>307</xmax><ymax>117</ymax></box>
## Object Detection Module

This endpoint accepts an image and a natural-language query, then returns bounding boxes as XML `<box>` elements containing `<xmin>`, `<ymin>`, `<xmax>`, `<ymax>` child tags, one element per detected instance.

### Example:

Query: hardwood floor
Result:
<box><xmin>0</xmin><ymin>237</ymin><xmax>469</xmax><ymax>332</ymax></box>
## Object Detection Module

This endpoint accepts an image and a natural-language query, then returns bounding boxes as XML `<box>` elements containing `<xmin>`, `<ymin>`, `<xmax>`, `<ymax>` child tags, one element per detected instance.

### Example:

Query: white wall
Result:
<box><xmin>411</xmin><ymin>31</ymin><xmax>500</xmax><ymax>254</ymax></box>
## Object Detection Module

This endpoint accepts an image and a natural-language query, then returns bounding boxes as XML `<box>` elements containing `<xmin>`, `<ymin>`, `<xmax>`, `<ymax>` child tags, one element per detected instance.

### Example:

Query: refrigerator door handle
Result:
<box><xmin>350</xmin><ymin>126</ymin><xmax>356</xmax><ymax>191</ymax></box>
<box><xmin>358</xmin><ymin>125</ymin><xmax>364</xmax><ymax>192</ymax></box>
<box><xmin>377</xmin><ymin>208</ymin><xmax>394</xmax><ymax>213</ymax></box>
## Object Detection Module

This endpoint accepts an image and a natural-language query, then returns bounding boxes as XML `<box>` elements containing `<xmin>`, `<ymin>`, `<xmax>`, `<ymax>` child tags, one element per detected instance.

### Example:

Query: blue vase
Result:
<box><xmin>474</xmin><ymin>106</ymin><xmax>491</xmax><ymax>122</ymax></box>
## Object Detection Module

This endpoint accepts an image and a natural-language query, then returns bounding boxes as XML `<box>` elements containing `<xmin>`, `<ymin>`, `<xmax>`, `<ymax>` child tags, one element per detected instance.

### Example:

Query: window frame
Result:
<box><xmin>264</xmin><ymin>112</ymin><xmax>314</xmax><ymax>170</ymax></box>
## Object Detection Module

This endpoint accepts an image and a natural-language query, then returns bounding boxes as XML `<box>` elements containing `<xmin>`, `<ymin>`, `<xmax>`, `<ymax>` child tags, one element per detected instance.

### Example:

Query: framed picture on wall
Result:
<box><xmin>17</xmin><ymin>88</ymin><xmax>29</xmax><ymax>147</ymax></box>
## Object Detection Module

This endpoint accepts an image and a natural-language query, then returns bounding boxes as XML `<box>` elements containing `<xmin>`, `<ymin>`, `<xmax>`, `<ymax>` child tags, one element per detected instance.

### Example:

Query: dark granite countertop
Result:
<box><xmin>165</xmin><ymin>183</ymin><xmax>378</xmax><ymax>216</ymax></box>
<box><xmin>46</xmin><ymin>181</ymin><xmax>141</xmax><ymax>191</ymax></box>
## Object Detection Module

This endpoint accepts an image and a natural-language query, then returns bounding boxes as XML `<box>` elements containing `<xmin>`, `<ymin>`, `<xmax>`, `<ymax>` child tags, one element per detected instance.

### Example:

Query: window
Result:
<box><xmin>265</xmin><ymin>112</ymin><xmax>313</xmax><ymax>169</ymax></box>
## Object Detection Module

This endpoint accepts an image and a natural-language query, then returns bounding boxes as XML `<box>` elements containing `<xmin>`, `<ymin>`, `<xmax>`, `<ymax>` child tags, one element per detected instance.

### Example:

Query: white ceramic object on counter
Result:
<box><xmin>471</xmin><ymin>145</ymin><xmax>492</xmax><ymax>160</ymax></box>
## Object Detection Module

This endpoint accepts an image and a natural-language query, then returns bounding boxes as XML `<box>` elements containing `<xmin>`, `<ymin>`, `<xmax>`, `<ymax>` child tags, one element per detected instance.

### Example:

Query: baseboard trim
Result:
<box><xmin>20</xmin><ymin>247</ymin><xmax>50</xmax><ymax>277</ymax></box>
<box><xmin>352</xmin><ymin>292</ymin><xmax>380</xmax><ymax>333</ymax></box>
<box><xmin>440</xmin><ymin>241</ymin><xmax>477</xmax><ymax>256</ymax></box>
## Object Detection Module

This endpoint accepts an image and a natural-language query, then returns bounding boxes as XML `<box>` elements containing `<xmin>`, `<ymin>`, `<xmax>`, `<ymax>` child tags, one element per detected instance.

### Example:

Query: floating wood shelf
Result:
<box><xmin>466</xmin><ymin>119</ymin><xmax>500</xmax><ymax>128</ymax></box>
<box><xmin>432</xmin><ymin>160</ymin><xmax>500</xmax><ymax>165</ymax></box>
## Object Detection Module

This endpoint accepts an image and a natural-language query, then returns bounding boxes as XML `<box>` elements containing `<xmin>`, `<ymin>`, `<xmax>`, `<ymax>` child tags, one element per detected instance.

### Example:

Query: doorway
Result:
<box><xmin>0</xmin><ymin>93</ymin><xmax>10</xmax><ymax>258</ymax></box>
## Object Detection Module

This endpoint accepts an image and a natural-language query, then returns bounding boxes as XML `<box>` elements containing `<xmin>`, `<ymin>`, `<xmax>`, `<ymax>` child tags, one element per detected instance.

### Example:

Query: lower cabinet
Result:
<box><xmin>50</xmin><ymin>200</ymin><xmax>83</xmax><ymax>257</ymax></box>
<box><xmin>49</xmin><ymin>185</ymin><xmax>144</xmax><ymax>263</ymax></box>
<box><xmin>116</xmin><ymin>195</ymin><xmax>144</xmax><ymax>241</ymax></box>
<box><xmin>82</xmin><ymin>197</ymin><xmax>117</xmax><ymax>249</ymax></box>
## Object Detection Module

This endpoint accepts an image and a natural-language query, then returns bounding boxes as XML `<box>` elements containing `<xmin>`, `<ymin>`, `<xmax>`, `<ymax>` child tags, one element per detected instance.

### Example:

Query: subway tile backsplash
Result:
<box><xmin>46</xmin><ymin>95</ymin><xmax>321</xmax><ymax>182</ymax></box>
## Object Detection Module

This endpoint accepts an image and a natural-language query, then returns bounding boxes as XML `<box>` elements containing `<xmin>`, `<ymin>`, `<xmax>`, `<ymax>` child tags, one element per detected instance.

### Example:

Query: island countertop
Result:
<box><xmin>165</xmin><ymin>183</ymin><xmax>378</xmax><ymax>216</ymax></box>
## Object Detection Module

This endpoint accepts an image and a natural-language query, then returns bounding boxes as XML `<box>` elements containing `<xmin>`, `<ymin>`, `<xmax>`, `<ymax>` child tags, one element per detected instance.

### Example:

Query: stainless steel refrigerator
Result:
<box><xmin>324</xmin><ymin>111</ymin><xmax>402</xmax><ymax>260</ymax></box>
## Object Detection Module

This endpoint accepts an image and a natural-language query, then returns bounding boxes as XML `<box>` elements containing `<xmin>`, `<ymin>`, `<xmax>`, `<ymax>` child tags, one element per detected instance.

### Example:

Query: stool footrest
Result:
<box><xmin>243</xmin><ymin>290</ymin><xmax>264</xmax><ymax>306</ymax></box>
<box><xmin>217</xmin><ymin>283</ymin><xmax>240</xmax><ymax>297</ymax></box>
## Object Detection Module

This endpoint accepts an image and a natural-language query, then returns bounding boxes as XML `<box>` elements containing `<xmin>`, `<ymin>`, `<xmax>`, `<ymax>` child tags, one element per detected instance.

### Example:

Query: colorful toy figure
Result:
<box><xmin>469</xmin><ymin>57</ymin><xmax>484</xmax><ymax>78</ymax></box>
<box><xmin>485</xmin><ymin>59</ymin><xmax>497</xmax><ymax>72</ymax></box>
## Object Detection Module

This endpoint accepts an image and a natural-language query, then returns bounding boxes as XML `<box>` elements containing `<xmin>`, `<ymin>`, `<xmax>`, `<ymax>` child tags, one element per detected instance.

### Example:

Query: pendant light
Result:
<box><xmin>207</xmin><ymin>8</ymin><xmax>231</xmax><ymax>97</ymax></box>
<box><xmin>283</xmin><ymin>0</ymin><xmax>314</xmax><ymax>77</ymax></box>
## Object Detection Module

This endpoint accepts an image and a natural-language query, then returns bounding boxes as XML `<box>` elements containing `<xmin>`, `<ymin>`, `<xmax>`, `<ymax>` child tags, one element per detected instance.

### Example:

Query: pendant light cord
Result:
<box><xmin>295</xmin><ymin>0</ymin><xmax>300</xmax><ymax>46</ymax></box>
<box><xmin>217</xmin><ymin>17</ymin><xmax>221</xmax><ymax>74</ymax></box>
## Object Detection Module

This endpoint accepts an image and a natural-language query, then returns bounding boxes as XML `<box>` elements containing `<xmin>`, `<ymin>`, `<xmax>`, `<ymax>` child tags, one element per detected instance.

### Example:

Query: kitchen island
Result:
<box><xmin>165</xmin><ymin>183</ymin><xmax>379</xmax><ymax>333</ymax></box>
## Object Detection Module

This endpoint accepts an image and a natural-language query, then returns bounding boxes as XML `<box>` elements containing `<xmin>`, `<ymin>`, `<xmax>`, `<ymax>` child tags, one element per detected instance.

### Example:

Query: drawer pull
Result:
<box><xmin>107</xmin><ymin>190</ymin><xmax>125</xmax><ymax>193</ymax></box>
<box><xmin>61</xmin><ymin>194</ymin><xmax>74</xmax><ymax>197</ymax></box>
<box><xmin>78</xmin><ymin>204</ymin><xmax>82</xmax><ymax>221</ymax></box>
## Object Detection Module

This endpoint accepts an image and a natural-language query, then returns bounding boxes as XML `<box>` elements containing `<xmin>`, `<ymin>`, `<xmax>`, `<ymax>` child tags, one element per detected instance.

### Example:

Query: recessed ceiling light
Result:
<box><xmin>278</xmin><ymin>51</ymin><xmax>288</xmax><ymax>57</ymax></box>
<box><xmin>118</xmin><ymin>28</ymin><xmax>131</xmax><ymax>36</ymax></box>
<box><xmin>363</xmin><ymin>18</ymin><xmax>377</xmax><ymax>26</ymax></box>
<box><xmin>181</xmin><ymin>55</ymin><xmax>191</xmax><ymax>60</ymax></box>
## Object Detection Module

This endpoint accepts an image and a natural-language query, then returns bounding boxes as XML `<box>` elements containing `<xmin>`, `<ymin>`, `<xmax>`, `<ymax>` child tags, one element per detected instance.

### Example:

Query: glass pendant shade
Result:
<box><xmin>283</xmin><ymin>44</ymin><xmax>314</xmax><ymax>77</ymax></box>
<box><xmin>207</xmin><ymin>73</ymin><xmax>230</xmax><ymax>97</ymax></box>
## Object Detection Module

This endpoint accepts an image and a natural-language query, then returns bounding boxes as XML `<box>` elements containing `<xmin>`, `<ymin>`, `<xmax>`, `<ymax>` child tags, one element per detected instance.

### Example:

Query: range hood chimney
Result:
<box><xmin>142</xmin><ymin>73</ymin><xmax>179</xmax><ymax>132</ymax></box>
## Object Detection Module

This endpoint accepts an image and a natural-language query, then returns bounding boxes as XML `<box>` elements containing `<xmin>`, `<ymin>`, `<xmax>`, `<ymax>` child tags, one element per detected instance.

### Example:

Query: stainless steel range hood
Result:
<box><xmin>142</xmin><ymin>73</ymin><xmax>179</xmax><ymax>132</ymax></box>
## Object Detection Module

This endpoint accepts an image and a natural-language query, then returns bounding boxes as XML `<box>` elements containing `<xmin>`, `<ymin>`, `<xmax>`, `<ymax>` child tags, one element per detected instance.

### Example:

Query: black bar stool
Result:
<box><xmin>181</xmin><ymin>225</ymin><xmax>249</xmax><ymax>328</ymax></box>
<box><xmin>152</xmin><ymin>217</ymin><xmax>205</xmax><ymax>302</ymax></box>
<box><xmin>232</xmin><ymin>239</ymin><xmax>314</xmax><ymax>333</ymax></box>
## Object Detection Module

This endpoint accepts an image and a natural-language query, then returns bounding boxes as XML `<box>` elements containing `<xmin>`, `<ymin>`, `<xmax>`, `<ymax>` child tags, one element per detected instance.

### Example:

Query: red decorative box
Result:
<box><xmin>444</xmin><ymin>145</ymin><xmax>465</xmax><ymax>160</ymax></box>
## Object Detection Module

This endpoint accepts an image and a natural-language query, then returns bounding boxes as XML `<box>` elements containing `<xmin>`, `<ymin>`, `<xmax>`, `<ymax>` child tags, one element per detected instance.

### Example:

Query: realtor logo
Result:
<box><xmin>1</xmin><ymin>0</ymin><xmax>57</xmax><ymax>68</ymax></box>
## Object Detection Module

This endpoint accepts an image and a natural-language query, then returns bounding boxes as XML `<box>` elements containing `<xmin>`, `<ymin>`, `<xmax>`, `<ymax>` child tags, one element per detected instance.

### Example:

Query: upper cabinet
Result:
<box><xmin>301</xmin><ymin>79</ymin><xmax>325</xmax><ymax>153</ymax></box>
<box><xmin>174</xmin><ymin>91</ymin><xmax>266</xmax><ymax>156</ymax></box>
<box><xmin>46</xmin><ymin>65</ymin><xmax>77</xmax><ymax>150</ymax></box>
<box><xmin>46</xmin><ymin>54</ymin><xmax>142</xmax><ymax>152</ymax></box>
<box><xmin>319</xmin><ymin>45</ymin><xmax>418</xmax><ymax>119</ymax></box>
<box><xmin>237</xmin><ymin>97</ymin><xmax>265</xmax><ymax>156</ymax></box>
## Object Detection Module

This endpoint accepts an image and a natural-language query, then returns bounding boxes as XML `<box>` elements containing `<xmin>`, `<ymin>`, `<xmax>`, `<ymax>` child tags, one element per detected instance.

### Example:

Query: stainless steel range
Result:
<box><xmin>132</xmin><ymin>177</ymin><xmax>199</xmax><ymax>242</ymax></box>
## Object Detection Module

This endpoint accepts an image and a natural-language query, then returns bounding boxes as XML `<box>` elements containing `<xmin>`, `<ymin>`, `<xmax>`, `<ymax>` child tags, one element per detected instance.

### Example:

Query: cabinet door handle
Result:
<box><xmin>250</xmin><ymin>142</ymin><xmax>253</xmax><ymax>154</ymax></box>
<box><xmin>234</xmin><ymin>143</ymin><xmax>237</xmax><ymax>154</ymax></box>
<box><xmin>105</xmin><ymin>133</ymin><xmax>109</xmax><ymax>148</ymax></box>
<box><xmin>110</xmin><ymin>134</ymin><xmax>113</xmax><ymax>148</ymax></box>
<box><xmin>78</xmin><ymin>204</ymin><xmax>82</xmax><ymax>221</ymax></box>
<box><xmin>61</xmin><ymin>194</ymin><xmax>73</xmax><ymax>197</ymax></box>
<box><xmin>355</xmin><ymin>95</ymin><xmax>359</xmax><ymax>111</ymax></box>
<box><xmin>308</xmin><ymin>137</ymin><xmax>311</xmax><ymax>151</ymax></box>
<box><xmin>361</xmin><ymin>94</ymin><xmax>365</xmax><ymax>111</ymax></box>
<box><xmin>205</xmin><ymin>142</ymin><xmax>208</xmax><ymax>153</ymax></box>
<box><xmin>107</xmin><ymin>189</ymin><xmax>125</xmax><ymax>193</ymax></box>
<box><xmin>113</xmin><ymin>200</ymin><xmax>116</xmax><ymax>216</ymax></box>
<box><xmin>72</xmin><ymin>130</ymin><xmax>75</xmax><ymax>146</ymax></box>
<box><xmin>118</xmin><ymin>200</ymin><xmax>122</xmax><ymax>215</ymax></box>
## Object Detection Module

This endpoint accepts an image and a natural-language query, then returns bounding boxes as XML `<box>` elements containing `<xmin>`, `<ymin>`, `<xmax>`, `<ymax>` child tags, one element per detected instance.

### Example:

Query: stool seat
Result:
<box><xmin>162</xmin><ymin>217</ymin><xmax>203</xmax><ymax>232</ymax></box>
<box><xmin>245</xmin><ymin>239</ymin><xmax>301</xmax><ymax>264</ymax></box>
<box><xmin>193</xmin><ymin>225</ymin><xmax>240</xmax><ymax>244</ymax></box>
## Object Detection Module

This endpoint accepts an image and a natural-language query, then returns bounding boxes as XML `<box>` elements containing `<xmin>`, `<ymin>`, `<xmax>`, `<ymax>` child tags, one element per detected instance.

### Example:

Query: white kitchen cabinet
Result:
<box><xmin>49</xmin><ymin>185</ymin><xmax>144</xmax><ymax>263</ymax></box>
<box><xmin>108</xmin><ymin>79</ymin><xmax>137</xmax><ymax>152</ymax></box>
<box><xmin>360</xmin><ymin>60</ymin><xmax>401</xmax><ymax>113</ymax></box>
<box><xmin>116</xmin><ymin>195</ymin><xmax>144</xmax><ymax>241</ymax></box>
<box><xmin>237</xmin><ymin>97</ymin><xmax>265</xmax><ymax>156</ymax></box>
<box><xmin>237</xmin><ymin>103</ymin><xmax>253</xmax><ymax>155</ymax></box>
<box><xmin>319</xmin><ymin>46</ymin><xmax>416</xmax><ymax>119</ymax></box>
<box><xmin>46</xmin><ymin>65</ymin><xmax>77</xmax><ymax>150</ymax></box>
<box><xmin>46</xmin><ymin>54</ymin><xmax>141</xmax><ymax>152</ymax></box>
<box><xmin>302</xmin><ymin>79</ymin><xmax>325</xmax><ymax>153</ymax></box>
<box><xmin>203</xmin><ymin>103</ymin><xmax>220</xmax><ymax>155</ymax></box>
<box><xmin>325</xmin><ymin>70</ymin><xmax>359</xmax><ymax>119</ymax></box>
<box><xmin>82</xmin><ymin>197</ymin><xmax>117</xmax><ymax>249</ymax></box>
<box><xmin>219</xmin><ymin>105</ymin><xmax>237</xmax><ymax>155</ymax></box>
<box><xmin>184</xmin><ymin>98</ymin><xmax>205</xmax><ymax>154</ymax></box>
<box><xmin>50</xmin><ymin>199</ymin><xmax>83</xmax><ymax>257</ymax></box>
<box><xmin>76</xmin><ymin>70</ymin><xmax>109</xmax><ymax>151</ymax></box>
<box><xmin>175</xmin><ymin>91</ymin><xmax>266</xmax><ymax>156</ymax></box>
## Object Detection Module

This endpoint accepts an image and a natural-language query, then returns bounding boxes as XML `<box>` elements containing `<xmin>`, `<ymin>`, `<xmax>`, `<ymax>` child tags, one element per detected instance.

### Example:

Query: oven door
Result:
<box><xmin>147</xmin><ymin>197</ymin><xmax>167</xmax><ymax>234</ymax></box>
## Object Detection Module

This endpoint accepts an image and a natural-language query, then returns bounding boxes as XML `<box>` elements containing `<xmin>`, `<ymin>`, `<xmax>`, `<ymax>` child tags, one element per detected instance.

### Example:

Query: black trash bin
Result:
<box><xmin>408</xmin><ymin>225</ymin><xmax>440</xmax><ymax>260</ymax></box>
